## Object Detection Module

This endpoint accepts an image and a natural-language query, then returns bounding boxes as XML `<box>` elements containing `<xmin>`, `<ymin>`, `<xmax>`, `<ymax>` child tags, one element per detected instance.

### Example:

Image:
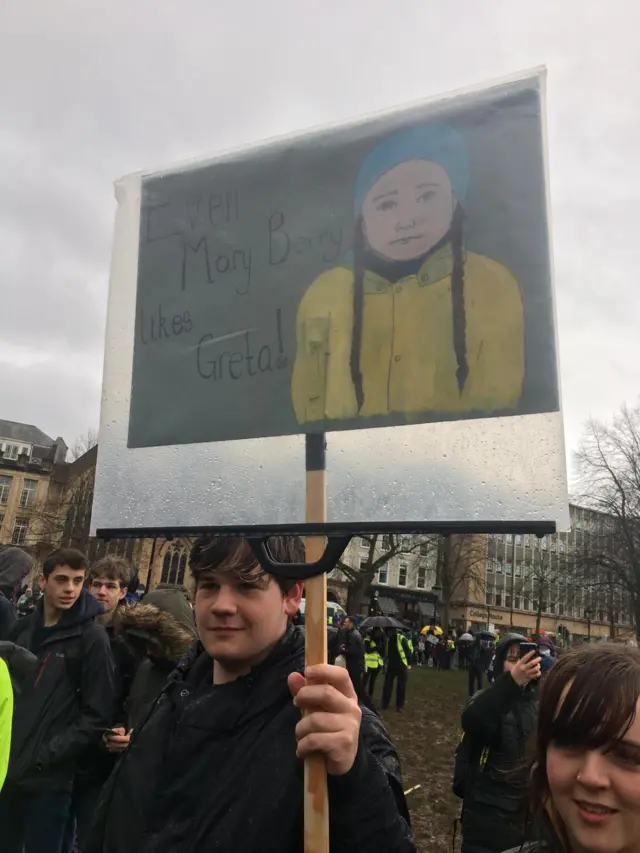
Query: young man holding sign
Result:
<box><xmin>88</xmin><ymin>536</ymin><xmax>415</xmax><ymax>853</ymax></box>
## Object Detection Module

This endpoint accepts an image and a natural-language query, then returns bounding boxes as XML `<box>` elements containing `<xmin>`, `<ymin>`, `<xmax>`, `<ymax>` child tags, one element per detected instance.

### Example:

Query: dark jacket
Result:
<box><xmin>0</xmin><ymin>593</ymin><xmax>16</xmax><ymax>642</ymax></box>
<box><xmin>501</xmin><ymin>812</ymin><xmax>560</xmax><ymax>853</ymax></box>
<box><xmin>460</xmin><ymin>668</ymin><xmax>537</xmax><ymax>853</ymax></box>
<box><xmin>337</xmin><ymin>626</ymin><xmax>365</xmax><ymax>681</ymax></box>
<box><xmin>0</xmin><ymin>545</ymin><xmax>33</xmax><ymax>640</ymax></box>
<box><xmin>469</xmin><ymin>639</ymin><xmax>491</xmax><ymax>671</ymax></box>
<box><xmin>75</xmin><ymin>604</ymin><xmax>140</xmax><ymax>785</ymax></box>
<box><xmin>115</xmin><ymin>588</ymin><xmax>197</xmax><ymax>730</ymax></box>
<box><xmin>6</xmin><ymin>589</ymin><xmax>116</xmax><ymax>792</ymax></box>
<box><xmin>88</xmin><ymin>625</ymin><xmax>415</xmax><ymax>853</ymax></box>
<box><xmin>0</xmin><ymin>641</ymin><xmax>39</xmax><ymax>690</ymax></box>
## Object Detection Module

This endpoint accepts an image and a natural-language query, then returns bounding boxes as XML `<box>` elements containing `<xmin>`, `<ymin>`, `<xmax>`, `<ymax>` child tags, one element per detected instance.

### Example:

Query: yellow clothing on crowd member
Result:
<box><xmin>0</xmin><ymin>658</ymin><xmax>13</xmax><ymax>792</ymax></box>
<box><xmin>364</xmin><ymin>639</ymin><xmax>384</xmax><ymax>672</ymax></box>
<box><xmin>291</xmin><ymin>246</ymin><xmax>524</xmax><ymax>424</ymax></box>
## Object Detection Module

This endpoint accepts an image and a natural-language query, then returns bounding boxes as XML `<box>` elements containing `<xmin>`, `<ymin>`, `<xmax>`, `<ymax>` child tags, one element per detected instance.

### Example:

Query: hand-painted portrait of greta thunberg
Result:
<box><xmin>291</xmin><ymin>123</ymin><xmax>525</xmax><ymax>425</ymax></box>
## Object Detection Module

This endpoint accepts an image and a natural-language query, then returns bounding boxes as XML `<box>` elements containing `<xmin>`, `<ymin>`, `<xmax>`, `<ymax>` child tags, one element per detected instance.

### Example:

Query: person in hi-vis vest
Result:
<box><xmin>363</xmin><ymin>629</ymin><xmax>385</xmax><ymax>698</ymax></box>
<box><xmin>382</xmin><ymin>628</ymin><xmax>412</xmax><ymax>713</ymax></box>
<box><xmin>292</xmin><ymin>123</ymin><xmax>524</xmax><ymax>425</ymax></box>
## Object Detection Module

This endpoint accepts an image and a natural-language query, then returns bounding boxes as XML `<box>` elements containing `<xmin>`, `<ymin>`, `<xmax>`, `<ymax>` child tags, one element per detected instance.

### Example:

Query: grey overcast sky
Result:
<box><xmin>1</xmin><ymin>0</ymin><xmax>638</xmax><ymax>467</ymax></box>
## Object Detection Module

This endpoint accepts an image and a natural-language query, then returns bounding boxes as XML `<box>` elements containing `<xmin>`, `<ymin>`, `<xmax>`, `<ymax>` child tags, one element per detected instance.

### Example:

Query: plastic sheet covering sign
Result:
<box><xmin>92</xmin><ymin>69</ymin><xmax>570</xmax><ymax>536</ymax></box>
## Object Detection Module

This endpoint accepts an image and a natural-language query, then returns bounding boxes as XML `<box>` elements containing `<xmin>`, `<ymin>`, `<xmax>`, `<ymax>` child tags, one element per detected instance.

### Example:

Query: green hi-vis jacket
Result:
<box><xmin>0</xmin><ymin>658</ymin><xmax>13</xmax><ymax>792</ymax></box>
<box><xmin>291</xmin><ymin>247</ymin><xmax>524</xmax><ymax>424</ymax></box>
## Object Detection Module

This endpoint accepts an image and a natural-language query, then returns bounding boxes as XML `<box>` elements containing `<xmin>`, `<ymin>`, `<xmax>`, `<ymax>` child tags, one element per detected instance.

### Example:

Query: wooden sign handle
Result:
<box><xmin>304</xmin><ymin>434</ymin><xmax>329</xmax><ymax>853</ymax></box>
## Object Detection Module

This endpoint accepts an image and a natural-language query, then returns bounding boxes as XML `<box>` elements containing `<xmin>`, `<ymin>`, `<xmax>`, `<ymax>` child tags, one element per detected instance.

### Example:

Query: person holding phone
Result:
<box><xmin>458</xmin><ymin>633</ymin><xmax>541</xmax><ymax>853</ymax></box>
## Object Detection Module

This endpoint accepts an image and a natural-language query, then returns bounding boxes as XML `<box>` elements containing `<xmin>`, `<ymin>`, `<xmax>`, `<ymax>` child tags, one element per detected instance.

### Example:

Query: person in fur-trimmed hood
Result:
<box><xmin>109</xmin><ymin>588</ymin><xmax>197</xmax><ymax>742</ymax></box>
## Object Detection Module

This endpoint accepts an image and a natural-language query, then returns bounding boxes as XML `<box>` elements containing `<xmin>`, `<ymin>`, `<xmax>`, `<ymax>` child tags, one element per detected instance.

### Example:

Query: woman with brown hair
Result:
<box><xmin>510</xmin><ymin>643</ymin><xmax>640</xmax><ymax>853</ymax></box>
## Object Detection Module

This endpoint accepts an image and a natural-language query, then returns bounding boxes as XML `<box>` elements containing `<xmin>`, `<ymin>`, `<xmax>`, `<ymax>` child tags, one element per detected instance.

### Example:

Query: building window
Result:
<box><xmin>398</xmin><ymin>564</ymin><xmax>407</xmax><ymax>587</ymax></box>
<box><xmin>505</xmin><ymin>595</ymin><xmax>512</xmax><ymax>609</ymax></box>
<box><xmin>0</xmin><ymin>476</ymin><xmax>12</xmax><ymax>505</ymax></box>
<box><xmin>514</xmin><ymin>596</ymin><xmax>521</xmax><ymax>610</ymax></box>
<box><xmin>495</xmin><ymin>594</ymin><xmax>502</xmax><ymax>607</ymax></box>
<box><xmin>168</xmin><ymin>551</ymin><xmax>180</xmax><ymax>585</ymax></box>
<box><xmin>515</xmin><ymin>534</ymin><xmax>522</xmax><ymax>546</ymax></box>
<box><xmin>487</xmin><ymin>560</ymin><xmax>494</xmax><ymax>573</ymax></box>
<box><xmin>401</xmin><ymin>536</ymin><xmax>411</xmax><ymax>552</ymax></box>
<box><xmin>177</xmin><ymin>553</ymin><xmax>187</xmax><ymax>585</ymax></box>
<box><xmin>19</xmin><ymin>478</ymin><xmax>38</xmax><ymax>508</ymax></box>
<box><xmin>360</xmin><ymin>537</ymin><xmax>369</xmax><ymax>549</ymax></box>
<box><xmin>533</xmin><ymin>599</ymin><xmax>539</xmax><ymax>613</ymax></box>
<box><xmin>381</xmin><ymin>534</ymin><xmax>391</xmax><ymax>551</ymax></box>
<box><xmin>598</xmin><ymin>610</ymin><xmax>605</xmax><ymax>622</ymax></box>
<box><xmin>515</xmin><ymin>562</ymin><xmax>522</xmax><ymax>577</ymax></box>
<box><xmin>506</xmin><ymin>533</ymin><xmax>513</xmax><ymax>543</ymax></box>
<box><xmin>524</xmin><ymin>597</ymin><xmax>531</xmax><ymax>611</ymax></box>
<box><xmin>419</xmin><ymin>541</ymin><xmax>430</xmax><ymax>556</ymax></box>
<box><xmin>378</xmin><ymin>564</ymin><xmax>388</xmax><ymax>584</ymax></box>
<box><xmin>161</xmin><ymin>552</ymin><xmax>171</xmax><ymax>584</ymax></box>
<box><xmin>3</xmin><ymin>444</ymin><xmax>19</xmax><ymax>461</ymax></box>
<box><xmin>496</xmin><ymin>559</ymin><xmax>503</xmax><ymax>573</ymax></box>
<box><xmin>417</xmin><ymin>566</ymin><xmax>426</xmax><ymax>588</ymax></box>
<box><xmin>542</xmin><ymin>536</ymin><xmax>548</xmax><ymax>550</ymax></box>
<box><xmin>485</xmin><ymin>592</ymin><xmax>493</xmax><ymax>605</ymax></box>
<box><xmin>550</xmin><ymin>539</ymin><xmax>556</xmax><ymax>552</ymax></box>
<box><xmin>559</xmin><ymin>539</ymin><xmax>565</xmax><ymax>553</ymax></box>
<box><xmin>505</xmin><ymin>563</ymin><xmax>513</xmax><ymax>576</ymax></box>
<box><xmin>11</xmin><ymin>518</ymin><xmax>28</xmax><ymax>545</ymax></box>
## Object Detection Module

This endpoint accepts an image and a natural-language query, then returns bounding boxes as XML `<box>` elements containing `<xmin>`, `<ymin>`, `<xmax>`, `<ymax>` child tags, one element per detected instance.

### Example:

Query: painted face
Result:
<box><xmin>89</xmin><ymin>575</ymin><xmax>126</xmax><ymax>615</ymax></box>
<box><xmin>194</xmin><ymin>566</ymin><xmax>302</xmax><ymax>677</ymax></box>
<box><xmin>361</xmin><ymin>159</ymin><xmax>455</xmax><ymax>262</ymax></box>
<box><xmin>547</xmin><ymin>699</ymin><xmax>640</xmax><ymax>853</ymax></box>
<box><xmin>40</xmin><ymin>565</ymin><xmax>85</xmax><ymax>611</ymax></box>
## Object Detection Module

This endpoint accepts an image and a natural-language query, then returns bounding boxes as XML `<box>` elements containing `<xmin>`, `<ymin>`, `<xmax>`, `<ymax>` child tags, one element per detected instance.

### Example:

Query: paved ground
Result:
<box><xmin>378</xmin><ymin>666</ymin><xmax>468</xmax><ymax>853</ymax></box>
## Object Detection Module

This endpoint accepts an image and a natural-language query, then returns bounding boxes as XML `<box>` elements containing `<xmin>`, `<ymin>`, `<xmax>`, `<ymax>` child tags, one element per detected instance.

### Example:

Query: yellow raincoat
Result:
<box><xmin>291</xmin><ymin>245</ymin><xmax>524</xmax><ymax>424</ymax></box>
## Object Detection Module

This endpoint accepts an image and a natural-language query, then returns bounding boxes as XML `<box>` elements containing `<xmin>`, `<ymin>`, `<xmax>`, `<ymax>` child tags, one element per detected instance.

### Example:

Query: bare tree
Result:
<box><xmin>437</xmin><ymin>534</ymin><xmax>487</xmax><ymax>629</ymax></box>
<box><xmin>337</xmin><ymin>534</ymin><xmax>438</xmax><ymax>615</ymax></box>
<box><xmin>574</xmin><ymin>402</ymin><xmax>640</xmax><ymax>638</ymax></box>
<box><xmin>25</xmin><ymin>465</ymin><xmax>95</xmax><ymax>554</ymax></box>
<box><xmin>529</xmin><ymin>544</ymin><xmax>560</xmax><ymax>636</ymax></box>
<box><xmin>69</xmin><ymin>428</ymin><xmax>98</xmax><ymax>462</ymax></box>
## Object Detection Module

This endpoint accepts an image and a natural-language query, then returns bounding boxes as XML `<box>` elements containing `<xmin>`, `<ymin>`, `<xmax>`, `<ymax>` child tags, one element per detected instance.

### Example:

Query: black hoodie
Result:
<box><xmin>6</xmin><ymin>588</ymin><xmax>116</xmax><ymax>792</ymax></box>
<box><xmin>88</xmin><ymin>624</ymin><xmax>415</xmax><ymax>853</ymax></box>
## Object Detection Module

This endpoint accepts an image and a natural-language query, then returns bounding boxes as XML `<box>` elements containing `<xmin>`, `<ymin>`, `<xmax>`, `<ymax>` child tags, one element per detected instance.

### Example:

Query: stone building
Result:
<box><xmin>0</xmin><ymin>419</ymin><xmax>68</xmax><ymax>559</ymax></box>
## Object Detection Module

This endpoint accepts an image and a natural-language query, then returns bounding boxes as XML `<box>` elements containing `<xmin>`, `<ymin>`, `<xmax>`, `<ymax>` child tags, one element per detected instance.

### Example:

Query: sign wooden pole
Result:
<box><xmin>304</xmin><ymin>433</ymin><xmax>329</xmax><ymax>853</ymax></box>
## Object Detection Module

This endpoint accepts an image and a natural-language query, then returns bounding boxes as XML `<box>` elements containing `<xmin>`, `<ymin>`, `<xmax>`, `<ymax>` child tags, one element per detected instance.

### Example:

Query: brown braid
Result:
<box><xmin>450</xmin><ymin>204</ymin><xmax>469</xmax><ymax>393</ymax></box>
<box><xmin>350</xmin><ymin>216</ymin><xmax>366</xmax><ymax>412</ymax></box>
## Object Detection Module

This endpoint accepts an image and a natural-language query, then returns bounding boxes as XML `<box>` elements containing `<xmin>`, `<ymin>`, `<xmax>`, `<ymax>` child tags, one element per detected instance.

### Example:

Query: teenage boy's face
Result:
<box><xmin>194</xmin><ymin>565</ymin><xmax>303</xmax><ymax>668</ymax></box>
<box><xmin>39</xmin><ymin>565</ymin><xmax>85</xmax><ymax>611</ymax></box>
<box><xmin>89</xmin><ymin>575</ymin><xmax>126</xmax><ymax>615</ymax></box>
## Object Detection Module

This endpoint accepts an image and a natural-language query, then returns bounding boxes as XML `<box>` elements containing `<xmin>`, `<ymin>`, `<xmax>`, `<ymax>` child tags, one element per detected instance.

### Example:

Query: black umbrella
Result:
<box><xmin>476</xmin><ymin>630</ymin><xmax>496</xmax><ymax>641</ymax></box>
<box><xmin>359</xmin><ymin>615</ymin><xmax>404</xmax><ymax>630</ymax></box>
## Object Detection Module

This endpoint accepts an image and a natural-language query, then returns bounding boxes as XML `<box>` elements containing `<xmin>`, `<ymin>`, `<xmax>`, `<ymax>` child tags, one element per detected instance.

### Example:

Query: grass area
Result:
<box><xmin>377</xmin><ymin>666</ymin><xmax>468</xmax><ymax>853</ymax></box>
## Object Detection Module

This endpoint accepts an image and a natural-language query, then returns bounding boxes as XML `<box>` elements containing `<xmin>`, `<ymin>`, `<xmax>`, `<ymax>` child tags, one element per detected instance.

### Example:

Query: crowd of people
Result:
<box><xmin>0</xmin><ymin>540</ymin><xmax>639</xmax><ymax>853</ymax></box>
